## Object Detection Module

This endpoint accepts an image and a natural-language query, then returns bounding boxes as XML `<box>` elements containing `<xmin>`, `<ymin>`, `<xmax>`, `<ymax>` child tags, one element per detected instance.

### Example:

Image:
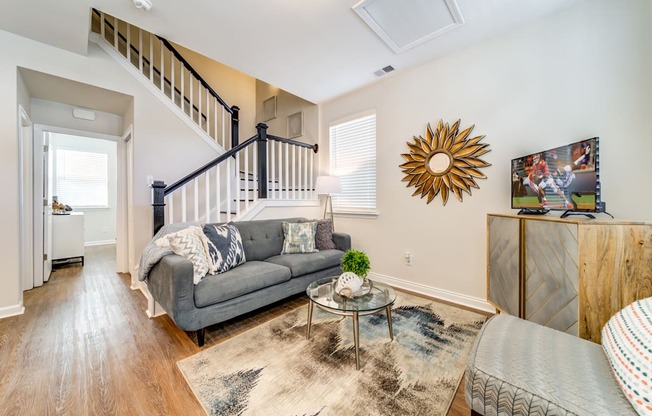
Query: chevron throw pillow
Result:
<box><xmin>601</xmin><ymin>297</ymin><xmax>652</xmax><ymax>415</ymax></box>
<box><xmin>159</xmin><ymin>226</ymin><xmax>210</xmax><ymax>284</ymax></box>
<box><xmin>202</xmin><ymin>223</ymin><xmax>246</xmax><ymax>275</ymax></box>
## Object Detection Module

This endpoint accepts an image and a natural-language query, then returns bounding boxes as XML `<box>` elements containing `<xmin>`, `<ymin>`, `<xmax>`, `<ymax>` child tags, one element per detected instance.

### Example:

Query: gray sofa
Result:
<box><xmin>465</xmin><ymin>314</ymin><xmax>636</xmax><ymax>416</ymax></box>
<box><xmin>146</xmin><ymin>218</ymin><xmax>351</xmax><ymax>346</ymax></box>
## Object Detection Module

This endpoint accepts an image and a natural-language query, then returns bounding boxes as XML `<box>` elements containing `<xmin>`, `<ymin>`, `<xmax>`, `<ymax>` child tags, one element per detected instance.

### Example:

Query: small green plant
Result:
<box><xmin>340</xmin><ymin>249</ymin><xmax>371</xmax><ymax>277</ymax></box>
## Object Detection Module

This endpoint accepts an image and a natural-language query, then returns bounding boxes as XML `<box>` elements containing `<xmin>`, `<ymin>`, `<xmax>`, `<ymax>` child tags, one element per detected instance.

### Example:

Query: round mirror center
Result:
<box><xmin>429</xmin><ymin>152</ymin><xmax>452</xmax><ymax>174</ymax></box>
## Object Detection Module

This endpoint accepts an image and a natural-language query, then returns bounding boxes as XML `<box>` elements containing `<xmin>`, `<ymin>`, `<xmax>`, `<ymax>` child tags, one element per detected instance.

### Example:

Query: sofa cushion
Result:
<box><xmin>465</xmin><ymin>314</ymin><xmax>636</xmax><ymax>416</ymax></box>
<box><xmin>601</xmin><ymin>297</ymin><xmax>652</xmax><ymax>416</ymax></box>
<box><xmin>232</xmin><ymin>218</ymin><xmax>305</xmax><ymax>261</ymax></box>
<box><xmin>281</xmin><ymin>221</ymin><xmax>318</xmax><ymax>254</ymax></box>
<box><xmin>265</xmin><ymin>249</ymin><xmax>344</xmax><ymax>278</ymax></box>
<box><xmin>157</xmin><ymin>226</ymin><xmax>210</xmax><ymax>284</ymax></box>
<box><xmin>194</xmin><ymin>261</ymin><xmax>292</xmax><ymax>307</ymax></box>
<box><xmin>202</xmin><ymin>223</ymin><xmax>246</xmax><ymax>275</ymax></box>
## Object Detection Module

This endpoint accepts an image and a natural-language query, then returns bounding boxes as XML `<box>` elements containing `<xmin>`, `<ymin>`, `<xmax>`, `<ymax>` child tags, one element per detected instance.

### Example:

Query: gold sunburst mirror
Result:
<box><xmin>399</xmin><ymin>119</ymin><xmax>491</xmax><ymax>205</ymax></box>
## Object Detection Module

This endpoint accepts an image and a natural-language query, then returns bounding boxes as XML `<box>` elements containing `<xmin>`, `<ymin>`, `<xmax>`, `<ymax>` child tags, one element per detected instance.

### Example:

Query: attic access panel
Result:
<box><xmin>353</xmin><ymin>0</ymin><xmax>465</xmax><ymax>54</ymax></box>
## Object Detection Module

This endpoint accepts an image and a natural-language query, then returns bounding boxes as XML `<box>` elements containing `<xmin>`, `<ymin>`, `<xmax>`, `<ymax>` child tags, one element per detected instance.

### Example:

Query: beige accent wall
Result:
<box><xmin>318</xmin><ymin>0</ymin><xmax>652</xmax><ymax>308</ymax></box>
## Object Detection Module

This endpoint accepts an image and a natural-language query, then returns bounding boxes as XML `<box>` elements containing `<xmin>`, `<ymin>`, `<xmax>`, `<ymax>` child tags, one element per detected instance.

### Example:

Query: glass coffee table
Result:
<box><xmin>305</xmin><ymin>277</ymin><xmax>397</xmax><ymax>369</ymax></box>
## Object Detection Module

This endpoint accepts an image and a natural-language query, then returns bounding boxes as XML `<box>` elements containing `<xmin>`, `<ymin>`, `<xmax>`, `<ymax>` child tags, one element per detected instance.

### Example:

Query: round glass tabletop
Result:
<box><xmin>306</xmin><ymin>276</ymin><xmax>396</xmax><ymax>312</ymax></box>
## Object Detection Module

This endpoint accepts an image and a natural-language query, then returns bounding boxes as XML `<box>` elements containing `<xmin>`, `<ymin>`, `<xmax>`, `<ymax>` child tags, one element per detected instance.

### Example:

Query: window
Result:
<box><xmin>329</xmin><ymin>112</ymin><xmax>376</xmax><ymax>213</ymax></box>
<box><xmin>54</xmin><ymin>149</ymin><xmax>109</xmax><ymax>208</ymax></box>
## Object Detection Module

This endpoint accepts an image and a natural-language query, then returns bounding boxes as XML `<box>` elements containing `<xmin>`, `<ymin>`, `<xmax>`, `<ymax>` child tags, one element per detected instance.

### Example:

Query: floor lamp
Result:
<box><xmin>315</xmin><ymin>176</ymin><xmax>341</xmax><ymax>230</ymax></box>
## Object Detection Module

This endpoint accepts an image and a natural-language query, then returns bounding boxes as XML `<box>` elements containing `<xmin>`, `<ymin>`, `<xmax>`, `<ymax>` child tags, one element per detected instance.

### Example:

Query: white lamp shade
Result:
<box><xmin>315</xmin><ymin>176</ymin><xmax>341</xmax><ymax>195</ymax></box>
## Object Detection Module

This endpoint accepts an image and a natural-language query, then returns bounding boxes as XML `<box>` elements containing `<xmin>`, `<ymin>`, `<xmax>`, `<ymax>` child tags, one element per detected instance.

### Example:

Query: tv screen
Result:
<box><xmin>511</xmin><ymin>137</ymin><xmax>600</xmax><ymax>213</ymax></box>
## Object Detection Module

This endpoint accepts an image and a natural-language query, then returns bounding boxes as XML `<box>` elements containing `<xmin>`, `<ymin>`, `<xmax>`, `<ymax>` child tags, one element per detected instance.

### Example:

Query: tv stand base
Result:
<box><xmin>517</xmin><ymin>208</ymin><xmax>550</xmax><ymax>216</ymax></box>
<box><xmin>560</xmin><ymin>210</ymin><xmax>596</xmax><ymax>219</ymax></box>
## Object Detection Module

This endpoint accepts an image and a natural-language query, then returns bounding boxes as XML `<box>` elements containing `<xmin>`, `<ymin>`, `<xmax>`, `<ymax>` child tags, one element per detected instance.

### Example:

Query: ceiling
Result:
<box><xmin>0</xmin><ymin>0</ymin><xmax>586</xmax><ymax>104</ymax></box>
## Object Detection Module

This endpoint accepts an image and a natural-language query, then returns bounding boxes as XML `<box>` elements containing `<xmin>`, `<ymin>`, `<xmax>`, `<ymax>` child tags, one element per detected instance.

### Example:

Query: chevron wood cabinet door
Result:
<box><xmin>487</xmin><ymin>213</ymin><xmax>652</xmax><ymax>344</ymax></box>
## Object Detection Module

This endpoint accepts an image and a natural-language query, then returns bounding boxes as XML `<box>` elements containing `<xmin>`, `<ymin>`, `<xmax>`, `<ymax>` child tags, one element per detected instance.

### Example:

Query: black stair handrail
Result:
<box><xmin>152</xmin><ymin>124</ymin><xmax>318</xmax><ymax>233</ymax></box>
<box><xmin>92</xmin><ymin>9</ymin><xmax>239</xmax><ymax>148</ymax></box>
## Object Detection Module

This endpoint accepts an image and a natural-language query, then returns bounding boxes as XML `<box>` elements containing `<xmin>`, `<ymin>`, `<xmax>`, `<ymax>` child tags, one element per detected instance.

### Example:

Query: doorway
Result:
<box><xmin>31</xmin><ymin>125</ymin><xmax>123</xmax><ymax>288</ymax></box>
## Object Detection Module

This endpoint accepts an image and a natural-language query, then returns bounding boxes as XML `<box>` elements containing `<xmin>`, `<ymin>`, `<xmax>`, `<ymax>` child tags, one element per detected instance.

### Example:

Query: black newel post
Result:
<box><xmin>256</xmin><ymin>123</ymin><xmax>268</xmax><ymax>199</ymax></box>
<box><xmin>151</xmin><ymin>180</ymin><xmax>167</xmax><ymax>235</ymax></box>
<box><xmin>231</xmin><ymin>105</ymin><xmax>240</xmax><ymax>151</ymax></box>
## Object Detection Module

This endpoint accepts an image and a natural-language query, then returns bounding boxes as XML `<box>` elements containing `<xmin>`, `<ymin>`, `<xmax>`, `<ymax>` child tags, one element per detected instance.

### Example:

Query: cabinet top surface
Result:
<box><xmin>488</xmin><ymin>212</ymin><xmax>651</xmax><ymax>226</ymax></box>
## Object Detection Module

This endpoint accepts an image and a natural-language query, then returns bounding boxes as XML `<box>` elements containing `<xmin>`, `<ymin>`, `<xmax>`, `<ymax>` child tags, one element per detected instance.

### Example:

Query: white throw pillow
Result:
<box><xmin>160</xmin><ymin>226</ymin><xmax>210</xmax><ymax>284</ymax></box>
<box><xmin>601</xmin><ymin>297</ymin><xmax>652</xmax><ymax>415</ymax></box>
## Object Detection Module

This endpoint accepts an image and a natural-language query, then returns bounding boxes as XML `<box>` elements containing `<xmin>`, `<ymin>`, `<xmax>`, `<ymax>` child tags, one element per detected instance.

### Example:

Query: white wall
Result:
<box><xmin>0</xmin><ymin>31</ymin><xmax>224</xmax><ymax>310</ymax></box>
<box><xmin>319</xmin><ymin>0</ymin><xmax>652</xmax><ymax>309</ymax></box>
<box><xmin>31</xmin><ymin>98</ymin><xmax>124</xmax><ymax>137</ymax></box>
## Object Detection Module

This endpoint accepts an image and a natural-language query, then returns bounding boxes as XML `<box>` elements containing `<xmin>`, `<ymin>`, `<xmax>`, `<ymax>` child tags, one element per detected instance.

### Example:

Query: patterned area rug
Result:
<box><xmin>177</xmin><ymin>292</ymin><xmax>485</xmax><ymax>416</ymax></box>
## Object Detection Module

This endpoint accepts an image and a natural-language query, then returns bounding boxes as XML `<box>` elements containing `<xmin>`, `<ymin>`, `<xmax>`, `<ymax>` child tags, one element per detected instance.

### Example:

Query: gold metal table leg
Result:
<box><xmin>385</xmin><ymin>305</ymin><xmax>394</xmax><ymax>340</ymax></box>
<box><xmin>353</xmin><ymin>311</ymin><xmax>360</xmax><ymax>370</ymax></box>
<box><xmin>306</xmin><ymin>299</ymin><xmax>314</xmax><ymax>339</ymax></box>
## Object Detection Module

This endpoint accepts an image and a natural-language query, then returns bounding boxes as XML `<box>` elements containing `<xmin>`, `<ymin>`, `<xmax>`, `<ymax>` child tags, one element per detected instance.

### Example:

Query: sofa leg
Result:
<box><xmin>471</xmin><ymin>410</ymin><xmax>482</xmax><ymax>416</ymax></box>
<box><xmin>196</xmin><ymin>328</ymin><xmax>205</xmax><ymax>347</ymax></box>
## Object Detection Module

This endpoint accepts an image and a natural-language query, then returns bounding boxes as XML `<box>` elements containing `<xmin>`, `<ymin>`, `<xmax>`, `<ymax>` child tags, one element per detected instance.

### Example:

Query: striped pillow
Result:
<box><xmin>601</xmin><ymin>297</ymin><xmax>652</xmax><ymax>415</ymax></box>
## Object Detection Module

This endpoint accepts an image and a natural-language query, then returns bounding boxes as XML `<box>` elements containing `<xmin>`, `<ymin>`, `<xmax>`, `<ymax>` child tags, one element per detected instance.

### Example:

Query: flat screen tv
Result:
<box><xmin>511</xmin><ymin>137</ymin><xmax>600</xmax><ymax>217</ymax></box>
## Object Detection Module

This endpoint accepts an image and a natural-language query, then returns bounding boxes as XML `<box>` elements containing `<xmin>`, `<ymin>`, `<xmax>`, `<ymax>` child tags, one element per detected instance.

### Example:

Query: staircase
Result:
<box><xmin>90</xmin><ymin>10</ymin><xmax>318</xmax><ymax>231</ymax></box>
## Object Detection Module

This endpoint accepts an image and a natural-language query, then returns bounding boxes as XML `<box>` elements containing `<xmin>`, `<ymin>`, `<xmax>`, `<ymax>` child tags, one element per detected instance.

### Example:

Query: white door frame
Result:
<box><xmin>116</xmin><ymin>125</ymin><xmax>133</xmax><ymax>276</ymax></box>
<box><xmin>32</xmin><ymin>125</ymin><xmax>124</xmax><ymax>277</ymax></box>
<box><xmin>18</xmin><ymin>105</ymin><xmax>34</xmax><ymax>292</ymax></box>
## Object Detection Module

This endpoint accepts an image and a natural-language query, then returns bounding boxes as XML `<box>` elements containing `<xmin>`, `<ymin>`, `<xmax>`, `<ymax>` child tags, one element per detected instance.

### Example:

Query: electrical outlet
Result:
<box><xmin>404</xmin><ymin>252</ymin><xmax>413</xmax><ymax>266</ymax></box>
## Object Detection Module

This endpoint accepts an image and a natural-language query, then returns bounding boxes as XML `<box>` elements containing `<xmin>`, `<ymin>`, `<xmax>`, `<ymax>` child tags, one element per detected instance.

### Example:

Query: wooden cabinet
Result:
<box><xmin>487</xmin><ymin>213</ymin><xmax>652</xmax><ymax>343</ymax></box>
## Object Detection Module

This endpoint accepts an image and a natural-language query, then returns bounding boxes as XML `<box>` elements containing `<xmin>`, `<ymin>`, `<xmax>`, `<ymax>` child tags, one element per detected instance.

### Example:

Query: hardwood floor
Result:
<box><xmin>0</xmin><ymin>245</ymin><xmax>474</xmax><ymax>415</ymax></box>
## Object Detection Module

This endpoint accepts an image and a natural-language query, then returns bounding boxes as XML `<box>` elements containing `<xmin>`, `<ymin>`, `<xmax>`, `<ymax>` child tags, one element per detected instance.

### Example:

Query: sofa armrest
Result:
<box><xmin>332</xmin><ymin>232</ymin><xmax>351</xmax><ymax>252</ymax></box>
<box><xmin>146</xmin><ymin>254</ymin><xmax>198</xmax><ymax>330</ymax></box>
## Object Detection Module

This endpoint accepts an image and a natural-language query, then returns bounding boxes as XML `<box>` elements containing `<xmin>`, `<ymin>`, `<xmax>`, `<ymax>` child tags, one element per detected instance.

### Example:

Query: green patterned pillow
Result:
<box><xmin>281</xmin><ymin>221</ymin><xmax>318</xmax><ymax>254</ymax></box>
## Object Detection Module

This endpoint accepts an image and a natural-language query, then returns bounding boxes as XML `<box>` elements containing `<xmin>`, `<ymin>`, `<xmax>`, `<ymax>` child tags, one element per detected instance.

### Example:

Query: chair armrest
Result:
<box><xmin>332</xmin><ymin>232</ymin><xmax>351</xmax><ymax>252</ymax></box>
<box><xmin>146</xmin><ymin>254</ymin><xmax>198</xmax><ymax>330</ymax></box>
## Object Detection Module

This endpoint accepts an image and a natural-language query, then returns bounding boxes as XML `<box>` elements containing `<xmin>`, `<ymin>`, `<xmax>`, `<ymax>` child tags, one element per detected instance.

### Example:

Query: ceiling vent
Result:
<box><xmin>353</xmin><ymin>0</ymin><xmax>465</xmax><ymax>54</ymax></box>
<box><xmin>374</xmin><ymin>65</ymin><xmax>395</xmax><ymax>77</ymax></box>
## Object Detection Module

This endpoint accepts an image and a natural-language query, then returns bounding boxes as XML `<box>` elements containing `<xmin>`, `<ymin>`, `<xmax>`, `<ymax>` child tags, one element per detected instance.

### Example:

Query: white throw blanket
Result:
<box><xmin>136</xmin><ymin>222</ymin><xmax>199</xmax><ymax>282</ymax></box>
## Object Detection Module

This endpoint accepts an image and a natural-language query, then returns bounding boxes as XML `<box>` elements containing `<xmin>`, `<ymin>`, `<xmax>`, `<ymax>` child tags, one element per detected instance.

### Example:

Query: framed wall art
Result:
<box><xmin>263</xmin><ymin>96</ymin><xmax>277</xmax><ymax>121</ymax></box>
<box><xmin>287</xmin><ymin>111</ymin><xmax>303</xmax><ymax>138</ymax></box>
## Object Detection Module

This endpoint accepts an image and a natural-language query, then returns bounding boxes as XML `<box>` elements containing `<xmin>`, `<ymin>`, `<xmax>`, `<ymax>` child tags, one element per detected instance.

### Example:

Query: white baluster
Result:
<box><xmin>206</xmin><ymin>92</ymin><xmax>211</xmax><ymax>138</ymax></box>
<box><xmin>235</xmin><ymin>153</ymin><xmax>240</xmax><ymax>218</ymax></box>
<box><xmin>277</xmin><ymin>141</ymin><xmax>283</xmax><ymax>200</ymax></box>
<box><xmin>180</xmin><ymin>66</ymin><xmax>185</xmax><ymax>113</ymax></box>
<box><xmin>222</xmin><ymin>107</ymin><xmax>226</xmax><ymax>149</ymax></box>
<box><xmin>126</xmin><ymin>23</ymin><xmax>131</xmax><ymax>61</ymax></box>
<box><xmin>100</xmin><ymin>12</ymin><xmax>105</xmax><ymax>39</ymax></box>
<box><xmin>171</xmin><ymin>56</ymin><xmax>175</xmax><ymax>105</ymax></box>
<box><xmin>114</xmin><ymin>16</ymin><xmax>118</xmax><ymax>49</ymax></box>
<box><xmin>193</xmin><ymin>178</ymin><xmax>199</xmax><ymax>221</ymax></box>
<box><xmin>214</xmin><ymin>100</ymin><xmax>218</xmax><ymax>144</ymax></box>
<box><xmin>310</xmin><ymin>150</ymin><xmax>314</xmax><ymax>198</ymax></box>
<box><xmin>167</xmin><ymin>194</ymin><xmax>174</xmax><ymax>225</ymax></box>
<box><xmin>189</xmin><ymin>77</ymin><xmax>194</xmax><ymax>123</ymax></box>
<box><xmin>285</xmin><ymin>143</ymin><xmax>290</xmax><ymax>199</ymax></box>
<box><xmin>138</xmin><ymin>29</ymin><xmax>143</xmax><ymax>73</ymax></box>
<box><xmin>244</xmin><ymin>147</ymin><xmax>249</xmax><ymax>211</ymax></box>
<box><xmin>160</xmin><ymin>40</ymin><xmax>164</xmax><ymax>91</ymax></box>
<box><xmin>149</xmin><ymin>33</ymin><xmax>153</xmax><ymax>82</ymax></box>
<box><xmin>203</xmin><ymin>172</ymin><xmax>209</xmax><ymax>223</ymax></box>
<box><xmin>198</xmin><ymin>86</ymin><xmax>203</xmax><ymax>130</ymax></box>
<box><xmin>226</xmin><ymin>158</ymin><xmax>231</xmax><ymax>222</ymax></box>
<box><xmin>270</xmin><ymin>140</ymin><xmax>276</xmax><ymax>199</ymax></box>
<box><xmin>292</xmin><ymin>145</ymin><xmax>297</xmax><ymax>199</ymax></box>
<box><xmin>216</xmin><ymin>165</ymin><xmax>221</xmax><ymax>223</ymax></box>
<box><xmin>298</xmin><ymin>147</ymin><xmax>303</xmax><ymax>199</ymax></box>
<box><xmin>253</xmin><ymin>144</ymin><xmax>259</xmax><ymax>204</ymax></box>
<box><xmin>181</xmin><ymin>186</ymin><xmax>187</xmax><ymax>222</ymax></box>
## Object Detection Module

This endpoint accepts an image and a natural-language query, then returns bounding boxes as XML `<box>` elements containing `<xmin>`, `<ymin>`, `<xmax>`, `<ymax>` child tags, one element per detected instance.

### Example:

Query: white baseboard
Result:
<box><xmin>0</xmin><ymin>303</ymin><xmax>25</xmax><ymax>319</ymax></box>
<box><xmin>85</xmin><ymin>240</ymin><xmax>116</xmax><ymax>247</ymax></box>
<box><xmin>368</xmin><ymin>272</ymin><xmax>495</xmax><ymax>314</ymax></box>
<box><xmin>131</xmin><ymin>282</ymin><xmax>167</xmax><ymax>318</ymax></box>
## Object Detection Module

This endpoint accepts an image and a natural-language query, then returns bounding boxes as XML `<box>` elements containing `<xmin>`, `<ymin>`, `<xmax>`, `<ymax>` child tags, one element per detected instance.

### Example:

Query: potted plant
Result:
<box><xmin>340</xmin><ymin>249</ymin><xmax>371</xmax><ymax>277</ymax></box>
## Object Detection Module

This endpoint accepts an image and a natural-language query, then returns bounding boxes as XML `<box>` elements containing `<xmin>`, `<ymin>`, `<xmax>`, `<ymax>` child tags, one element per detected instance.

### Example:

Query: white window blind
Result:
<box><xmin>54</xmin><ymin>149</ymin><xmax>108</xmax><ymax>208</ymax></box>
<box><xmin>329</xmin><ymin>113</ymin><xmax>376</xmax><ymax>212</ymax></box>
